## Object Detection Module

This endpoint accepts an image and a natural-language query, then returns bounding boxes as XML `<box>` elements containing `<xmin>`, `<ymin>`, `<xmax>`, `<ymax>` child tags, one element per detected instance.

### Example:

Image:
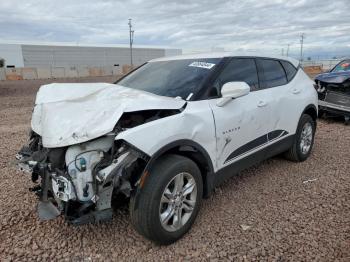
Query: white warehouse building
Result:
<box><xmin>0</xmin><ymin>42</ymin><xmax>182</xmax><ymax>68</ymax></box>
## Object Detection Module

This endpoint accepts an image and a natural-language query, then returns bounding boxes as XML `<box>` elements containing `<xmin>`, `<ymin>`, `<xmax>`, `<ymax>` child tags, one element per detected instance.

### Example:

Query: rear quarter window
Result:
<box><xmin>258</xmin><ymin>59</ymin><xmax>287</xmax><ymax>88</ymax></box>
<box><xmin>281</xmin><ymin>60</ymin><xmax>297</xmax><ymax>81</ymax></box>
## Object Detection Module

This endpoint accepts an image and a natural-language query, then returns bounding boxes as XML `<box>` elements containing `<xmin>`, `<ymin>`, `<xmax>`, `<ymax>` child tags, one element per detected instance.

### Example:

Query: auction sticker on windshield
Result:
<box><xmin>189</xmin><ymin>61</ymin><xmax>216</xmax><ymax>69</ymax></box>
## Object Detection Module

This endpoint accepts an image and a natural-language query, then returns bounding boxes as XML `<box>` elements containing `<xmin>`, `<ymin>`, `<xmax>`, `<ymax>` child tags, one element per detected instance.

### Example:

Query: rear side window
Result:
<box><xmin>215</xmin><ymin>58</ymin><xmax>259</xmax><ymax>91</ymax></box>
<box><xmin>258</xmin><ymin>59</ymin><xmax>287</xmax><ymax>88</ymax></box>
<box><xmin>281</xmin><ymin>60</ymin><xmax>297</xmax><ymax>81</ymax></box>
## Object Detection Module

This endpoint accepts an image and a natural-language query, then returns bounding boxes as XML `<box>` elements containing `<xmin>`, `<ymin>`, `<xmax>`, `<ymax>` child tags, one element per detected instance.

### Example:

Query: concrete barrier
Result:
<box><xmin>77</xmin><ymin>67</ymin><xmax>89</xmax><ymax>77</ymax></box>
<box><xmin>65</xmin><ymin>67</ymin><xmax>78</xmax><ymax>78</ymax></box>
<box><xmin>101</xmin><ymin>66</ymin><xmax>114</xmax><ymax>76</ymax></box>
<box><xmin>0</xmin><ymin>65</ymin><xmax>124</xmax><ymax>81</ymax></box>
<box><xmin>303</xmin><ymin>66</ymin><xmax>323</xmax><ymax>78</ymax></box>
<box><xmin>88</xmin><ymin>67</ymin><xmax>103</xmax><ymax>77</ymax></box>
<box><xmin>5</xmin><ymin>68</ymin><xmax>23</xmax><ymax>80</ymax></box>
<box><xmin>122</xmin><ymin>65</ymin><xmax>133</xmax><ymax>74</ymax></box>
<box><xmin>51</xmin><ymin>67</ymin><xmax>65</xmax><ymax>78</ymax></box>
<box><xmin>22</xmin><ymin>68</ymin><xmax>38</xmax><ymax>80</ymax></box>
<box><xmin>37</xmin><ymin>68</ymin><xmax>52</xmax><ymax>79</ymax></box>
<box><xmin>112</xmin><ymin>67</ymin><xmax>121</xmax><ymax>75</ymax></box>
<box><xmin>0</xmin><ymin>68</ymin><xmax>5</xmax><ymax>80</ymax></box>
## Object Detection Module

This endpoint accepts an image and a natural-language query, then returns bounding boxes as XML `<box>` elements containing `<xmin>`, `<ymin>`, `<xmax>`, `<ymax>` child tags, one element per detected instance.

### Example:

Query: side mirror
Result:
<box><xmin>216</xmin><ymin>81</ymin><xmax>250</xmax><ymax>107</ymax></box>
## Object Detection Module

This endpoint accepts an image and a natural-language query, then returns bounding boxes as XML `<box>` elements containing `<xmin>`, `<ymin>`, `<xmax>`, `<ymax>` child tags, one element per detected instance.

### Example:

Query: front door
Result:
<box><xmin>207</xmin><ymin>58</ymin><xmax>273</xmax><ymax>170</ymax></box>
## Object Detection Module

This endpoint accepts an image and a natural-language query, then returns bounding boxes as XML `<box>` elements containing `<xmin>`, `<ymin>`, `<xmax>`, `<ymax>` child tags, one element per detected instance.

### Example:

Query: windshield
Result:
<box><xmin>117</xmin><ymin>58</ymin><xmax>222</xmax><ymax>99</ymax></box>
<box><xmin>332</xmin><ymin>60</ymin><xmax>350</xmax><ymax>72</ymax></box>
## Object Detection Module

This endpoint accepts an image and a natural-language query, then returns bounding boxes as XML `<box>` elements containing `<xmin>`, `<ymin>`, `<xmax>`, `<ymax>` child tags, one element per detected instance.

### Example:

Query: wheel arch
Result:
<box><xmin>302</xmin><ymin>104</ymin><xmax>318</xmax><ymax>124</ymax></box>
<box><xmin>142</xmin><ymin>139</ymin><xmax>215</xmax><ymax>198</ymax></box>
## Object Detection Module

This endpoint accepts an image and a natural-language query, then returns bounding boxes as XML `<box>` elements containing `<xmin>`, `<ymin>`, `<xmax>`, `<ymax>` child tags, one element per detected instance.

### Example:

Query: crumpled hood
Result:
<box><xmin>31</xmin><ymin>83</ymin><xmax>186</xmax><ymax>148</ymax></box>
<box><xmin>315</xmin><ymin>71</ymin><xmax>350</xmax><ymax>84</ymax></box>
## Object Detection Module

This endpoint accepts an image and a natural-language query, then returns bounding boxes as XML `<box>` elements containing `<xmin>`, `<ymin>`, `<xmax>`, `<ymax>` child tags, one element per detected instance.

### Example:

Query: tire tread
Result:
<box><xmin>129</xmin><ymin>154</ymin><xmax>202</xmax><ymax>244</ymax></box>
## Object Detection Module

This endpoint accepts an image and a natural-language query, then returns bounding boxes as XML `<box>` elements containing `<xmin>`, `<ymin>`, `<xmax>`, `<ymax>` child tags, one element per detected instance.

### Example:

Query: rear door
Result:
<box><xmin>208</xmin><ymin>58</ymin><xmax>273</xmax><ymax>170</ymax></box>
<box><xmin>256</xmin><ymin>58</ymin><xmax>298</xmax><ymax>139</ymax></box>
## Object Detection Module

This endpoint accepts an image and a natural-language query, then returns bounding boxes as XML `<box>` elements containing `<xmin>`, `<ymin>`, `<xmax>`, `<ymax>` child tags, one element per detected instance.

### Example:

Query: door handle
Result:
<box><xmin>292</xmin><ymin>88</ymin><xmax>301</xmax><ymax>94</ymax></box>
<box><xmin>257</xmin><ymin>100</ymin><xmax>267</xmax><ymax>107</ymax></box>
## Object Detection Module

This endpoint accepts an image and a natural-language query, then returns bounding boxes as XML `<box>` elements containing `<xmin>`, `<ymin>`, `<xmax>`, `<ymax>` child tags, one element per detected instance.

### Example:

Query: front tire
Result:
<box><xmin>284</xmin><ymin>114</ymin><xmax>316</xmax><ymax>162</ymax></box>
<box><xmin>130</xmin><ymin>154</ymin><xmax>203</xmax><ymax>245</ymax></box>
<box><xmin>318</xmin><ymin>109</ymin><xmax>325</xmax><ymax>118</ymax></box>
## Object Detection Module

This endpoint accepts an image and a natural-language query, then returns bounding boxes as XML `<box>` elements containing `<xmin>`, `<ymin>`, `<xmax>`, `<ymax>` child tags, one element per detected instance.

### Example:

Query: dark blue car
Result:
<box><xmin>315</xmin><ymin>59</ymin><xmax>350</xmax><ymax>124</ymax></box>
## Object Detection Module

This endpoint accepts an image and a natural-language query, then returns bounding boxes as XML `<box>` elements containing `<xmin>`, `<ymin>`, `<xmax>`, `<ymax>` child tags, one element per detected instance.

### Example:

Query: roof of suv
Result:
<box><xmin>150</xmin><ymin>52</ymin><xmax>300</xmax><ymax>68</ymax></box>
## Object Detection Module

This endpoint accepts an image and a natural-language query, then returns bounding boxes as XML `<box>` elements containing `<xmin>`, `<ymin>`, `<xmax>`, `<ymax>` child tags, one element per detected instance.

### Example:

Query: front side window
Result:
<box><xmin>116</xmin><ymin>58</ymin><xmax>222</xmax><ymax>99</ymax></box>
<box><xmin>214</xmin><ymin>58</ymin><xmax>259</xmax><ymax>92</ymax></box>
<box><xmin>258</xmin><ymin>59</ymin><xmax>287</xmax><ymax>88</ymax></box>
<box><xmin>332</xmin><ymin>60</ymin><xmax>350</xmax><ymax>72</ymax></box>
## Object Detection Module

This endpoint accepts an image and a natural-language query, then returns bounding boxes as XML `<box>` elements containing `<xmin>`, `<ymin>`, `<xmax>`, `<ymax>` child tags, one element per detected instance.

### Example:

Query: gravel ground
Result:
<box><xmin>0</xmin><ymin>78</ymin><xmax>349</xmax><ymax>261</ymax></box>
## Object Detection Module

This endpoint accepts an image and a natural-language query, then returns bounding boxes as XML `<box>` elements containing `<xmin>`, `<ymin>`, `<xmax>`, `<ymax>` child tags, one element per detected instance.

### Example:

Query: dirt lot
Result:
<box><xmin>0</xmin><ymin>77</ymin><xmax>349</xmax><ymax>261</ymax></box>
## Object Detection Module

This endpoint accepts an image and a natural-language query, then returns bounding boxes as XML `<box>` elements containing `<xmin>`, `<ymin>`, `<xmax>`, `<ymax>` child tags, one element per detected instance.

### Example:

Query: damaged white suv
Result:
<box><xmin>17</xmin><ymin>53</ymin><xmax>318</xmax><ymax>244</ymax></box>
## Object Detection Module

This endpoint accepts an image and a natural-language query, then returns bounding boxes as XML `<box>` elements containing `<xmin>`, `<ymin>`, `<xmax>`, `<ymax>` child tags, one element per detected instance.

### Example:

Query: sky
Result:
<box><xmin>1</xmin><ymin>0</ymin><xmax>350</xmax><ymax>59</ymax></box>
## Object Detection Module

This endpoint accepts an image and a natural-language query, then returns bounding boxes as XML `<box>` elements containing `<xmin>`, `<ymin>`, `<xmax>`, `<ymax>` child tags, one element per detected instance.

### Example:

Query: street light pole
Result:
<box><xmin>286</xmin><ymin>44</ymin><xmax>290</xmax><ymax>57</ymax></box>
<box><xmin>300</xmin><ymin>33</ymin><xmax>305</xmax><ymax>62</ymax></box>
<box><xmin>128</xmin><ymin>19</ymin><xmax>134</xmax><ymax>67</ymax></box>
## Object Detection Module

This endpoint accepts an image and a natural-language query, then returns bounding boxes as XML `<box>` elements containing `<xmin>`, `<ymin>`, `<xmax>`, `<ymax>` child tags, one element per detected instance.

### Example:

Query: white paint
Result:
<box><xmin>31</xmin><ymin>83</ymin><xmax>185</xmax><ymax>148</ymax></box>
<box><xmin>30</xmin><ymin>53</ymin><xmax>316</xmax><ymax>176</ymax></box>
<box><xmin>117</xmin><ymin>66</ymin><xmax>317</xmax><ymax>172</ymax></box>
<box><xmin>207</xmin><ymin>68</ymin><xmax>317</xmax><ymax>171</ymax></box>
<box><xmin>217</xmin><ymin>81</ymin><xmax>250</xmax><ymax>106</ymax></box>
<box><xmin>116</xmin><ymin>100</ymin><xmax>218</xmax><ymax>169</ymax></box>
<box><xmin>209</xmin><ymin>85</ymin><xmax>273</xmax><ymax>169</ymax></box>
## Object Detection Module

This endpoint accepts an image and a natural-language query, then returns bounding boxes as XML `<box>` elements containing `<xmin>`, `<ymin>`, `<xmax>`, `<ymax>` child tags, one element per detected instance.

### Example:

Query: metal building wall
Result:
<box><xmin>0</xmin><ymin>44</ymin><xmax>24</xmax><ymax>67</ymax></box>
<box><xmin>21</xmin><ymin>45</ymin><xmax>166</xmax><ymax>67</ymax></box>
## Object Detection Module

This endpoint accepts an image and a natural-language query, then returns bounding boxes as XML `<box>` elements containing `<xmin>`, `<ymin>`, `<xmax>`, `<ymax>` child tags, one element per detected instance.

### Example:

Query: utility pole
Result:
<box><xmin>286</xmin><ymin>44</ymin><xmax>290</xmax><ymax>57</ymax></box>
<box><xmin>128</xmin><ymin>18</ymin><xmax>134</xmax><ymax>67</ymax></box>
<box><xmin>300</xmin><ymin>33</ymin><xmax>305</xmax><ymax>62</ymax></box>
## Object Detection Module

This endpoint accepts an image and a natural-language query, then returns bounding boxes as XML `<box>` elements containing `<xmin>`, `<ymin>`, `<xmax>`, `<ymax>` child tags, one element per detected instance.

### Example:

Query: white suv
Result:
<box><xmin>17</xmin><ymin>53</ymin><xmax>318</xmax><ymax>244</ymax></box>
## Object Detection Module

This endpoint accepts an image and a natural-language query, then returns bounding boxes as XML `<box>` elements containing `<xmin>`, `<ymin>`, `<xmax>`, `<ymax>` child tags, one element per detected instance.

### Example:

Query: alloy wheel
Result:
<box><xmin>300</xmin><ymin>122</ymin><xmax>313</xmax><ymax>154</ymax></box>
<box><xmin>159</xmin><ymin>172</ymin><xmax>197</xmax><ymax>232</ymax></box>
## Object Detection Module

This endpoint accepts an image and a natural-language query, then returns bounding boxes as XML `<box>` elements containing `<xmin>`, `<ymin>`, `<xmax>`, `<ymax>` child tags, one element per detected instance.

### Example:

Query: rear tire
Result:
<box><xmin>284</xmin><ymin>114</ymin><xmax>316</xmax><ymax>162</ymax></box>
<box><xmin>129</xmin><ymin>154</ymin><xmax>203</xmax><ymax>245</ymax></box>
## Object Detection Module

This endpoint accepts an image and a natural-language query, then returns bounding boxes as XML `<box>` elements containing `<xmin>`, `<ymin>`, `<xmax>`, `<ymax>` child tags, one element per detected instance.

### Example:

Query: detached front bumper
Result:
<box><xmin>318</xmin><ymin>100</ymin><xmax>350</xmax><ymax>113</ymax></box>
<box><xmin>318</xmin><ymin>100</ymin><xmax>350</xmax><ymax>117</ymax></box>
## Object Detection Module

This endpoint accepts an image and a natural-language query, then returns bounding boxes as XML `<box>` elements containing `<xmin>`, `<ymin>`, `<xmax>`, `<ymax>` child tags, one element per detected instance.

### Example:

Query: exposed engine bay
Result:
<box><xmin>16</xmin><ymin>109</ymin><xmax>179</xmax><ymax>224</ymax></box>
<box><xmin>314</xmin><ymin>62</ymin><xmax>350</xmax><ymax>123</ymax></box>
